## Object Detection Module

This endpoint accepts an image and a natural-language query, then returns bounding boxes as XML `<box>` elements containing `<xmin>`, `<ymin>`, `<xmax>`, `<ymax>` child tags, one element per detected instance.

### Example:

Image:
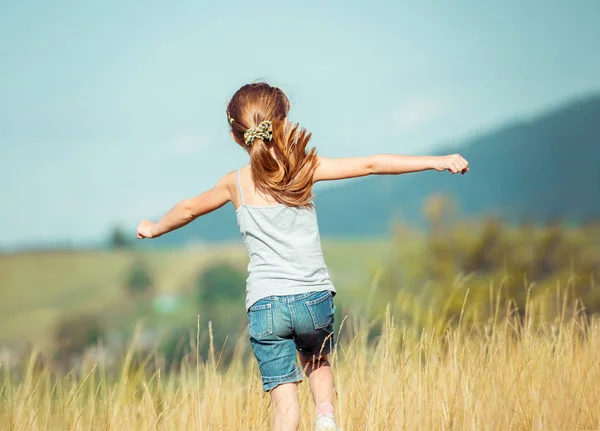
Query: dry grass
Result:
<box><xmin>1</xmin><ymin>306</ymin><xmax>599</xmax><ymax>431</ymax></box>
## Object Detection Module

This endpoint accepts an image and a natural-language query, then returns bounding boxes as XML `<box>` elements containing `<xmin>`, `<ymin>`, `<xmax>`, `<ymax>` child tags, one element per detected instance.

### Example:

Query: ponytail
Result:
<box><xmin>226</xmin><ymin>83</ymin><xmax>318</xmax><ymax>207</ymax></box>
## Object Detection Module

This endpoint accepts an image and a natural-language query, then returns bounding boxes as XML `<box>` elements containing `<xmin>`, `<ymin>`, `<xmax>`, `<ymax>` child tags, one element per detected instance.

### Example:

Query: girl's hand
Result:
<box><xmin>434</xmin><ymin>154</ymin><xmax>469</xmax><ymax>174</ymax></box>
<box><xmin>137</xmin><ymin>220</ymin><xmax>156</xmax><ymax>239</ymax></box>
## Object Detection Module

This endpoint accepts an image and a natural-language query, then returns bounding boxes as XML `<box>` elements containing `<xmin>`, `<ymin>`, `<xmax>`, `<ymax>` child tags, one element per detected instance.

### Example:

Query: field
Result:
<box><xmin>2</xmin><ymin>307</ymin><xmax>599</xmax><ymax>430</ymax></box>
<box><xmin>0</xmin><ymin>239</ymin><xmax>391</xmax><ymax>348</ymax></box>
<box><xmin>1</xmin><ymin>230</ymin><xmax>600</xmax><ymax>430</ymax></box>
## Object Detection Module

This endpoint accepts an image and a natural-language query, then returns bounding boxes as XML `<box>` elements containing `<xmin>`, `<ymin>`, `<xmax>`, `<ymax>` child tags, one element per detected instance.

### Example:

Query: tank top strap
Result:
<box><xmin>237</xmin><ymin>169</ymin><xmax>246</xmax><ymax>206</ymax></box>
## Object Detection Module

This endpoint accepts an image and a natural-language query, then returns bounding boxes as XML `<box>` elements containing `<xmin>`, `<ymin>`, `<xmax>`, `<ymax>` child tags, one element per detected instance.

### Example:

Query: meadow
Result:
<box><xmin>0</xmin><ymin>239</ymin><xmax>389</xmax><ymax>349</ymax></box>
<box><xmin>1</xmin><ymin>217</ymin><xmax>600</xmax><ymax>430</ymax></box>
<box><xmin>1</xmin><ymin>299</ymin><xmax>599</xmax><ymax>430</ymax></box>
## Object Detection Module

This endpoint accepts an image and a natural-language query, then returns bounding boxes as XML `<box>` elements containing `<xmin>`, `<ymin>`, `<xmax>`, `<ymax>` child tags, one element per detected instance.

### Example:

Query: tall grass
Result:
<box><xmin>2</xmin><ymin>298</ymin><xmax>599</xmax><ymax>431</ymax></box>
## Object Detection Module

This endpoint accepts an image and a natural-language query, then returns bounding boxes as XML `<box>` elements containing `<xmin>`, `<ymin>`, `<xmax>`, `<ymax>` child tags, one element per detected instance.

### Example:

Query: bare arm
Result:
<box><xmin>136</xmin><ymin>173</ymin><xmax>233</xmax><ymax>239</ymax></box>
<box><xmin>314</xmin><ymin>154</ymin><xmax>469</xmax><ymax>182</ymax></box>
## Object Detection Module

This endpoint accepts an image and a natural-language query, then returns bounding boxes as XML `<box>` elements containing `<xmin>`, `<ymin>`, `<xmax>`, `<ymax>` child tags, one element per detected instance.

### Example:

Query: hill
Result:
<box><xmin>155</xmin><ymin>95</ymin><xmax>600</xmax><ymax>246</ymax></box>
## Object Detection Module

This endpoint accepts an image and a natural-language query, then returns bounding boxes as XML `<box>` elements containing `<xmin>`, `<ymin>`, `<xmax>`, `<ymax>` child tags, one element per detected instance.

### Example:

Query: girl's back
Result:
<box><xmin>235</xmin><ymin>166</ymin><xmax>334</xmax><ymax>311</ymax></box>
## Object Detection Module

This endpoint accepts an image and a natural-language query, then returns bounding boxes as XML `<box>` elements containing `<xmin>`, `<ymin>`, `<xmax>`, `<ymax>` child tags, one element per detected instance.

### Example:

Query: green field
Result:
<box><xmin>0</xmin><ymin>239</ymin><xmax>392</xmax><ymax>349</ymax></box>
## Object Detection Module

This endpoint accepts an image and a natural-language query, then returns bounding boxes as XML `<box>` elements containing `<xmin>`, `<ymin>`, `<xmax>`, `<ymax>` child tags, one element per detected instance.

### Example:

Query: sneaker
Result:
<box><xmin>315</xmin><ymin>413</ymin><xmax>337</xmax><ymax>431</ymax></box>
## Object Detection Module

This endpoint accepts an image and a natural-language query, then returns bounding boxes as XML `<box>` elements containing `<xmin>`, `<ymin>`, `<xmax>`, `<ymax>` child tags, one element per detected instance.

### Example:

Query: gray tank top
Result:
<box><xmin>235</xmin><ymin>170</ymin><xmax>335</xmax><ymax>311</ymax></box>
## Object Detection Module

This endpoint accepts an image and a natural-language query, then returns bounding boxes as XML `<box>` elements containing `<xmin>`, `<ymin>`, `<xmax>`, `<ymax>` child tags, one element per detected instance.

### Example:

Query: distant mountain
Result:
<box><xmin>154</xmin><ymin>95</ymin><xmax>600</xmax><ymax>247</ymax></box>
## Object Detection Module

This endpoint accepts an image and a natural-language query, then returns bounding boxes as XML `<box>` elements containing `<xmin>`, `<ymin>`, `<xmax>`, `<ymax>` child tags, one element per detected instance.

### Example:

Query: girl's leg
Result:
<box><xmin>270</xmin><ymin>382</ymin><xmax>300</xmax><ymax>431</ymax></box>
<box><xmin>299</xmin><ymin>354</ymin><xmax>334</xmax><ymax>408</ymax></box>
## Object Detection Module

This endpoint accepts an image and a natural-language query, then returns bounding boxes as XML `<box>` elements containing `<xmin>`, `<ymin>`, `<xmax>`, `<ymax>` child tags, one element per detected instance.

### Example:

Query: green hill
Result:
<box><xmin>155</xmin><ymin>95</ymin><xmax>600</xmax><ymax>246</ymax></box>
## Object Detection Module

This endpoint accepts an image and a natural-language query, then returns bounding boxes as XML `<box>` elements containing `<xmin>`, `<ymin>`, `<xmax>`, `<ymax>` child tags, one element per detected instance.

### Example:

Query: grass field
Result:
<box><xmin>0</xmin><ymin>239</ymin><xmax>391</xmax><ymax>348</ymax></box>
<box><xmin>1</xmin><ymin>307</ymin><xmax>599</xmax><ymax>430</ymax></box>
<box><xmin>2</xmin><ymin>236</ymin><xmax>599</xmax><ymax>430</ymax></box>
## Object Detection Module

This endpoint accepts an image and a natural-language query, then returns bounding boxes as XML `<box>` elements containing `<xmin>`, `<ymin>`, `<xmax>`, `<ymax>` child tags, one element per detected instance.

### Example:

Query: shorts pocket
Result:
<box><xmin>248</xmin><ymin>303</ymin><xmax>273</xmax><ymax>340</ymax></box>
<box><xmin>305</xmin><ymin>291</ymin><xmax>335</xmax><ymax>330</ymax></box>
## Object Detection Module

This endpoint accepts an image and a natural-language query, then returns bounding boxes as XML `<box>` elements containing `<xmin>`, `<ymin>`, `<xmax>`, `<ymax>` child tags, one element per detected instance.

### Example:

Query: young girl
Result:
<box><xmin>136</xmin><ymin>82</ymin><xmax>469</xmax><ymax>431</ymax></box>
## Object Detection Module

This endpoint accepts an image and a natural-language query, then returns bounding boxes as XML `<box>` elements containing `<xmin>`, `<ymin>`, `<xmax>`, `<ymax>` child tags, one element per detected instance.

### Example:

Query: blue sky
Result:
<box><xmin>1</xmin><ymin>1</ymin><xmax>599</xmax><ymax>247</ymax></box>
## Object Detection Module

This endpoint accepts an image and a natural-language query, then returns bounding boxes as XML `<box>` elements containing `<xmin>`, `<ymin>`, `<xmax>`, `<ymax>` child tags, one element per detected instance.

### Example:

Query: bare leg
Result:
<box><xmin>270</xmin><ymin>382</ymin><xmax>300</xmax><ymax>431</ymax></box>
<box><xmin>299</xmin><ymin>354</ymin><xmax>335</xmax><ymax>407</ymax></box>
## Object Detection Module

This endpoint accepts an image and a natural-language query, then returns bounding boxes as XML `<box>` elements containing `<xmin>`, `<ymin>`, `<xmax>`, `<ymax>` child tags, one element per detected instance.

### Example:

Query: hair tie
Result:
<box><xmin>226</xmin><ymin>110</ymin><xmax>235</xmax><ymax>124</ymax></box>
<box><xmin>244</xmin><ymin>120</ymin><xmax>273</xmax><ymax>146</ymax></box>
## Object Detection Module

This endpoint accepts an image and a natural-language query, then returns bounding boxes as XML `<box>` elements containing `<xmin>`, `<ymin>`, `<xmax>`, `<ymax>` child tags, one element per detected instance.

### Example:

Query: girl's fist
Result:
<box><xmin>136</xmin><ymin>220</ymin><xmax>156</xmax><ymax>239</ymax></box>
<box><xmin>435</xmin><ymin>154</ymin><xmax>469</xmax><ymax>174</ymax></box>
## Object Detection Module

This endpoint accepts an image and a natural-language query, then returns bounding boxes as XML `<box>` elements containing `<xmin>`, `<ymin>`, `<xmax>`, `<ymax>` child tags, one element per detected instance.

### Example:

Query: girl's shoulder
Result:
<box><xmin>218</xmin><ymin>165</ymin><xmax>249</xmax><ymax>186</ymax></box>
<box><xmin>217</xmin><ymin>165</ymin><xmax>250</xmax><ymax>207</ymax></box>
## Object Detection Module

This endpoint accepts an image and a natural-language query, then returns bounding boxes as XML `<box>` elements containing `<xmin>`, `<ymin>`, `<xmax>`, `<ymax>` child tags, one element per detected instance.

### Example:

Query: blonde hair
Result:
<box><xmin>226</xmin><ymin>83</ymin><xmax>317</xmax><ymax>207</ymax></box>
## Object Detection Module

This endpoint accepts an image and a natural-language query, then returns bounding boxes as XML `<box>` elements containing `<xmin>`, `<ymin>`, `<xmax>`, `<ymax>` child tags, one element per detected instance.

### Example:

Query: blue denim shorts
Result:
<box><xmin>247</xmin><ymin>290</ymin><xmax>336</xmax><ymax>392</ymax></box>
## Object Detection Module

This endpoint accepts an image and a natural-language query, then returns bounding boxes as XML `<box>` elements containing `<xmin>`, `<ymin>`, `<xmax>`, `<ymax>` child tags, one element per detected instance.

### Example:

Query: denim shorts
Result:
<box><xmin>247</xmin><ymin>290</ymin><xmax>336</xmax><ymax>392</ymax></box>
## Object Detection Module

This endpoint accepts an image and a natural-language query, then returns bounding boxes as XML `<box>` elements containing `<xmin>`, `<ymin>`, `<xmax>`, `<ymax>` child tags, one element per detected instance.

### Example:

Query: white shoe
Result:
<box><xmin>315</xmin><ymin>413</ymin><xmax>337</xmax><ymax>431</ymax></box>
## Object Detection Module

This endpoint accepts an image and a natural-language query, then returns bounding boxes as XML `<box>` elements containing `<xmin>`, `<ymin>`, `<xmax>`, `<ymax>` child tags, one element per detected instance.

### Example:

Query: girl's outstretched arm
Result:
<box><xmin>313</xmin><ymin>154</ymin><xmax>469</xmax><ymax>182</ymax></box>
<box><xmin>136</xmin><ymin>173</ymin><xmax>234</xmax><ymax>239</ymax></box>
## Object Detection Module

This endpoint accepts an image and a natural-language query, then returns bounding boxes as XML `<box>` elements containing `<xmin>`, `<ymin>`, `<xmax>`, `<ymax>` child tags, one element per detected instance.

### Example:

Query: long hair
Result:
<box><xmin>226</xmin><ymin>82</ymin><xmax>317</xmax><ymax>207</ymax></box>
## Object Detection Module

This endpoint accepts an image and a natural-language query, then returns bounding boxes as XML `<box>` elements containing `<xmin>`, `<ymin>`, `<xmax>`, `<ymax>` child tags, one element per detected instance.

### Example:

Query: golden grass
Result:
<box><xmin>2</xmin><ymin>307</ymin><xmax>599</xmax><ymax>430</ymax></box>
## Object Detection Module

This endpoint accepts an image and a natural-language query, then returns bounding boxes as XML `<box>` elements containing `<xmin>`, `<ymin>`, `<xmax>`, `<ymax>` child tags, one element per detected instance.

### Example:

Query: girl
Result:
<box><xmin>137</xmin><ymin>82</ymin><xmax>469</xmax><ymax>431</ymax></box>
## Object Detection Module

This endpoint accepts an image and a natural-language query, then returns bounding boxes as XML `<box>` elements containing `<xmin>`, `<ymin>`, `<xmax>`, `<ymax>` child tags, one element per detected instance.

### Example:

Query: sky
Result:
<box><xmin>1</xmin><ymin>0</ymin><xmax>599</xmax><ymax>247</ymax></box>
